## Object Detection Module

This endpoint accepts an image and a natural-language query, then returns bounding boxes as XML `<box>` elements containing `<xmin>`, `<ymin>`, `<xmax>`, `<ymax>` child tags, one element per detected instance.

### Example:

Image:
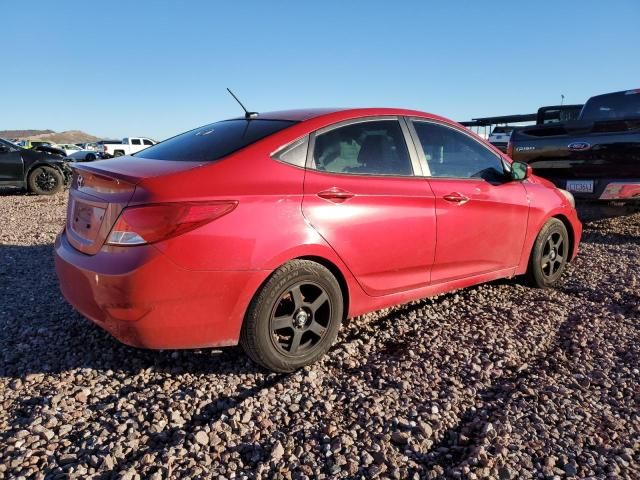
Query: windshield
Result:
<box><xmin>136</xmin><ymin>119</ymin><xmax>296</xmax><ymax>162</ymax></box>
<box><xmin>580</xmin><ymin>90</ymin><xmax>640</xmax><ymax>120</ymax></box>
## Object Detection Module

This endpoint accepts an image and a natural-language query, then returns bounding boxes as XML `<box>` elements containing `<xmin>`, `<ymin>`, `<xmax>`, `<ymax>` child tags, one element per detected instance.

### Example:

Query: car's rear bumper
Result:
<box><xmin>54</xmin><ymin>231</ymin><xmax>270</xmax><ymax>349</ymax></box>
<box><xmin>549</xmin><ymin>177</ymin><xmax>640</xmax><ymax>202</ymax></box>
<box><xmin>598</xmin><ymin>182</ymin><xmax>640</xmax><ymax>201</ymax></box>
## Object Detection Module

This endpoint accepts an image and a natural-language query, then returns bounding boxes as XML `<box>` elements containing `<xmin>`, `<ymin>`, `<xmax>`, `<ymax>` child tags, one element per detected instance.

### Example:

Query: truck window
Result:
<box><xmin>143</xmin><ymin>139</ymin><xmax>153</xmax><ymax>145</ymax></box>
<box><xmin>131</xmin><ymin>139</ymin><xmax>141</xmax><ymax>145</ymax></box>
<box><xmin>135</xmin><ymin>119</ymin><xmax>296</xmax><ymax>162</ymax></box>
<box><xmin>580</xmin><ymin>90</ymin><xmax>640</xmax><ymax>120</ymax></box>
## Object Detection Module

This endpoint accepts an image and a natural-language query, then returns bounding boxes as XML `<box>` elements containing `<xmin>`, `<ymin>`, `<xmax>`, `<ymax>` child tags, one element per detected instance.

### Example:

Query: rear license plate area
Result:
<box><xmin>71</xmin><ymin>201</ymin><xmax>106</xmax><ymax>241</ymax></box>
<box><xmin>566</xmin><ymin>180</ymin><xmax>594</xmax><ymax>193</ymax></box>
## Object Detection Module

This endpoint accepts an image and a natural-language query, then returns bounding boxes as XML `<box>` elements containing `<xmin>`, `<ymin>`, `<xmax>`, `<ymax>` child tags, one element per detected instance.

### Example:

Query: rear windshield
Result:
<box><xmin>580</xmin><ymin>91</ymin><xmax>640</xmax><ymax>121</ymax></box>
<box><xmin>491</xmin><ymin>127</ymin><xmax>514</xmax><ymax>134</ymax></box>
<box><xmin>135</xmin><ymin>119</ymin><xmax>296</xmax><ymax>162</ymax></box>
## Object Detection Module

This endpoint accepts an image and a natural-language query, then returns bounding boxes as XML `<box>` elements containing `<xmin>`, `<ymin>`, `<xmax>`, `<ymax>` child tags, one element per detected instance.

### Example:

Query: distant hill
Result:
<box><xmin>0</xmin><ymin>129</ymin><xmax>101</xmax><ymax>143</ymax></box>
<box><xmin>0</xmin><ymin>129</ymin><xmax>55</xmax><ymax>138</ymax></box>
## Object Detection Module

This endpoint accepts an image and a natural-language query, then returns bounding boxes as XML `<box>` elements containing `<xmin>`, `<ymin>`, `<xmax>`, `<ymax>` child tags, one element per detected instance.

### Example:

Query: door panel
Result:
<box><xmin>409</xmin><ymin>119</ymin><xmax>530</xmax><ymax>283</ymax></box>
<box><xmin>303</xmin><ymin>172</ymin><xmax>436</xmax><ymax>296</ymax></box>
<box><xmin>302</xmin><ymin>118</ymin><xmax>436</xmax><ymax>296</ymax></box>
<box><xmin>428</xmin><ymin>178</ymin><xmax>528</xmax><ymax>283</ymax></box>
<box><xmin>0</xmin><ymin>148</ymin><xmax>23</xmax><ymax>181</ymax></box>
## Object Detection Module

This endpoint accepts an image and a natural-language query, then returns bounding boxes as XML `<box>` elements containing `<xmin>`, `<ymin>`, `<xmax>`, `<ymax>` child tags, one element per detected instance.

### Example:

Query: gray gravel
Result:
<box><xmin>1</xmin><ymin>191</ymin><xmax>639</xmax><ymax>479</ymax></box>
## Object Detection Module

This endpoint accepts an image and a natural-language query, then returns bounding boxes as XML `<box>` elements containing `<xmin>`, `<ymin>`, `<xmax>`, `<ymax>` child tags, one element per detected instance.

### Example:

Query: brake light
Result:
<box><xmin>506</xmin><ymin>141</ymin><xmax>514</xmax><ymax>158</ymax></box>
<box><xmin>106</xmin><ymin>201</ymin><xmax>237</xmax><ymax>246</ymax></box>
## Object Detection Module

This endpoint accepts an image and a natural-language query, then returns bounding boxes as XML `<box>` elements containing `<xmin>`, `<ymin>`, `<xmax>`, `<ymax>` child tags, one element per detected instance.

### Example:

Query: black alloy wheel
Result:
<box><xmin>269</xmin><ymin>282</ymin><xmax>332</xmax><ymax>357</ymax></box>
<box><xmin>526</xmin><ymin>218</ymin><xmax>570</xmax><ymax>288</ymax></box>
<box><xmin>240</xmin><ymin>260</ymin><xmax>343</xmax><ymax>372</ymax></box>
<box><xmin>27</xmin><ymin>166</ymin><xmax>63</xmax><ymax>195</ymax></box>
<box><xmin>540</xmin><ymin>231</ymin><xmax>566</xmax><ymax>280</ymax></box>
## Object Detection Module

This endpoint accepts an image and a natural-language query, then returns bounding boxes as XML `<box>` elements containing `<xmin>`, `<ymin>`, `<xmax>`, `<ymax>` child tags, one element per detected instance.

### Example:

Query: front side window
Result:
<box><xmin>136</xmin><ymin>119</ymin><xmax>296</xmax><ymax>162</ymax></box>
<box><xmin>412</xmin><ymin>121</ymin><xmax>505</xmax><ymax>181</ymax></box>
<box><xmin>143</xmin><ymin>139</ymin><xmax>154</xmax><ymax>145</ymax></box>
<box><xmin>312</xmin><ymin>120</ymin><xmax>413</xmax><ymax>176</ymax></box>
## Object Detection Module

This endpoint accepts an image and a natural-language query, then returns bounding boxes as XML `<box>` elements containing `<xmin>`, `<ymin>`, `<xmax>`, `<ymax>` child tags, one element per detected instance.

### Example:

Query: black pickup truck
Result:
<box><xmin>509</xmin><ymin>89</ymin><xmax>640</xmax><ymax>205</ymax></box>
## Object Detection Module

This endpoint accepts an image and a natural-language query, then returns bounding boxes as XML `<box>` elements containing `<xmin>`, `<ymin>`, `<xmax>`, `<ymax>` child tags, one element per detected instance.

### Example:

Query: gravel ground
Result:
<box><xmin>1</xmin><ymin>190</ymin><xmax>639</xmax><ymax>479</ymax></box>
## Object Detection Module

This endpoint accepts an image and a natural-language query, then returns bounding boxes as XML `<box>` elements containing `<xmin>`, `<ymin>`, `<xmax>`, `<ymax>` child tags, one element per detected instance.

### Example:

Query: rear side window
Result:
<box><xmin>136</xmin><ymin>119</ymin><xmax>296</xmax><ymax>162</ymax></box>
<box><xmin>311</xmin><ymin>120</ymin><xmax>413</xmax><ymax>176</ymax></box>
<box><xmin>412</xmin><ymin>121</ymin><xmax>505</xmax><ymax>181</ymax></box>
<box><xmin>272</xmin><ymin>135</ymin><xmax>309</xmax><ymax>167</ymax></box>
<box><xmin>131</xmin><ymin>139</ymin><xmax>141</xmax><ymax>145</ymax></box>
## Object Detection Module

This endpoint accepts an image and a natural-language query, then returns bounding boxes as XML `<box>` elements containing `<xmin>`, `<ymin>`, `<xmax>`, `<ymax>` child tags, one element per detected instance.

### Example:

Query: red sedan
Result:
<box><xmin>55</xmin><ymin>108</ymin><xmax>582</xmax><ymax>372</ymax></box>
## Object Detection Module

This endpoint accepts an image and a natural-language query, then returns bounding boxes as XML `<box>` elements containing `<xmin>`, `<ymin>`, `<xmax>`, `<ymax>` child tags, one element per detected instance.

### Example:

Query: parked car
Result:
<box><xmin>487</xmin><ymin>126</ymin><xmax>516</xmax><ymax>152</ymax></box>
<box><xmin>0</xmin><ymin>138</ymin><xmax>70</xmax><ymax>194</ymax></box>
<box><xmin>509</xmin><ymin>89</ymin><xmax>640</xmax><ymax>204</ymax></box>
<box><xmin>57</xmin><ymin>143</ymin><xmax>83</xmax><ymax>156</ymax></box>
<box><xmin>65</xmin><ymin>149</ymin><xmax>104</xmax><ymax>162</ymax></box>
<box><xmin>103</xmin><ymin>137</ymin><xmax>156</xmax><ymax>157</ymax></box>
<box><xmin>18</xmin><ymin>140</ymin><xmax>52</xmax><ymax>149</ymax></box>
<box><xmin>16</xmin><ymin>139</ymin><xmax>66</xmax><ymax>156</ymax></box>
<box><xmin>55</xmin><ymin>108</ymin><xmax>582</xmax><ymax>372</ymax></box>
<box><xmin>95</xmin><ymin>139</ymin><xmax>122</xmax><ymax>151</ymax></box>
<box><xmin>78</xmin><ymin>142</ymin><xmax>100</xmax><ymax>151</ymax></box>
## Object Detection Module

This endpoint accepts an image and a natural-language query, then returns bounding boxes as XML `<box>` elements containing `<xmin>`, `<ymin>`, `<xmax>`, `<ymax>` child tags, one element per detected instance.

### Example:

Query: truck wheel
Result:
<box><xmin>114</xmin><ymin>150</ymin><xmax>124</xmax><ymax>157</ymax></box>
<box><xmin>240</xmin><ymin>260</ymin><xmax>344</xmax><ymax>372</ymax></box>
<box><xmin>28</xmin><ymin>166</ymin><xmax>63</xmax><ymax>195</ymax></box>
<box><xmin>525</xmin><ymin>218</ymin><xmax>569</xmax><ymax>288</ymax></box>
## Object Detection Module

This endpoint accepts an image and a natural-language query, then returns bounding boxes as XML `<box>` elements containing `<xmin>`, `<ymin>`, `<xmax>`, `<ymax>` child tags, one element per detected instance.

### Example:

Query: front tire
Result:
<box><xmin>240</xmin><ymin>260</ymin><xmax>344</xmax><ymax>372</ymax></box>
<box><xmin>525</xmin><ymin>218</ymin><xmax>569</xmax><ymax>288</ymax></box>
<box><xmin>27</xmin><ymin>166</ymin><xmax>63</xmax><ymax>195</ymax></box>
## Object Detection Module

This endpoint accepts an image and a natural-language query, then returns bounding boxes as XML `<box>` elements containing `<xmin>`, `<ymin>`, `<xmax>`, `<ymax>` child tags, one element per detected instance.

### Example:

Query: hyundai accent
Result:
<box><xmin>55</xmin><ymin>108</ymin><xmax>582</xmax><ymax>372</ymax></box>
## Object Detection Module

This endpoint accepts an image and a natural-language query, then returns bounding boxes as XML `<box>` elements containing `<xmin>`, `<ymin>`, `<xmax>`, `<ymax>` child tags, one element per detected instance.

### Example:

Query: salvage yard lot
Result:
<box><xmin>1</xmin><ymin>192</ymin><xmax>639</xmax><ymax>479</ymax></box>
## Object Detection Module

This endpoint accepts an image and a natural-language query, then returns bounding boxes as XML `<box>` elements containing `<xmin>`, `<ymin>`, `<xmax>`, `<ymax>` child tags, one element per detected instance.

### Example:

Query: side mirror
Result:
<box><xmin>511</xmin><ymin>161</ymin><xmax>532</xmax><ymax>181</ymax></box>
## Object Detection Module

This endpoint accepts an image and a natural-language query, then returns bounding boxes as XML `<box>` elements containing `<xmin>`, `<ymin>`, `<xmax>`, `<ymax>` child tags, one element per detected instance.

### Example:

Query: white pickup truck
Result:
<box><xmin>103</xmin><ymin>137</ymin><xmax>156</xmax><ymax>157</ymax></box>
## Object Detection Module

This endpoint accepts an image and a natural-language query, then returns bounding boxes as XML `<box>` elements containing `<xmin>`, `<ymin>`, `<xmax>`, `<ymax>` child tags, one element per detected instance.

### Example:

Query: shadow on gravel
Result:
<box><xmin>90</xmin><ymin>372</ymin><xmax>285</xmax><ymax>478</ymax></box>
<box><xmin>420</xmin><ymin>310</ymin><xmax>585</xmax><ymax>472</ymax></box>
<box><xmin>582</xmin><ymin>229</ymin><xmax>640</xmax><ymax>246</ymax></box>
<box><xmin>0</xmin><ymin>243</ymin><xmax>264</xmax><ymax>379</ymax></box>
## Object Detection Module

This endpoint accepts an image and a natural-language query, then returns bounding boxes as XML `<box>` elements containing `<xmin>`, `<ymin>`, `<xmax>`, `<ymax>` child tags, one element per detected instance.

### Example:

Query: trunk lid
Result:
<box><xmin>65</xmin><ymin>157</ymin><xmax>203</xmax><ymax>255</ymax></box>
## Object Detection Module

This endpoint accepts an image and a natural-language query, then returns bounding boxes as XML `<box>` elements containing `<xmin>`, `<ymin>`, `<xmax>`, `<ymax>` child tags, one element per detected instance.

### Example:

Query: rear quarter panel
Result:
<box><xmin>133</xmin><ymin>142</ymin><xmax>352</xmax><ymax>275</ymax></box>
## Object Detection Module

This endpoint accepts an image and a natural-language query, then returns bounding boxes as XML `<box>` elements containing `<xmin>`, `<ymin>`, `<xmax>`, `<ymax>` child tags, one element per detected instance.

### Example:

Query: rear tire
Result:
<box><xmin>27</xmin><ymin>166</ymin><xmax>63</xmax><ymax>195</ymax></box>
<box><xmin>113</xmin><ymin>150</ymin><xmax>124</xmax><ymax>157</ymax></box>
<box><xmin>525</xmin><ymin>218</ymin><xmax>569</xmax><ymax>288</ymax></box>
<box><xmin>240</xmin><ymin>260</ymin><xmax>343</xmax><ymax>372</ymax></box>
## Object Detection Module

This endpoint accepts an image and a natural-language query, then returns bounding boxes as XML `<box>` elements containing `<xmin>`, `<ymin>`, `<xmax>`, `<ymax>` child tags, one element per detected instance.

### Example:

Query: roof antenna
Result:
<box><xmin>226</xmin><ymin>88</ymin><xmax>259</xmax><ymax>119</ymax></box>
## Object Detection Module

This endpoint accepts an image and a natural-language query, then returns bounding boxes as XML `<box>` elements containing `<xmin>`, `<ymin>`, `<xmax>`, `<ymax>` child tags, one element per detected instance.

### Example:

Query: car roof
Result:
<box><xmin>237</xmin><ymin>107</ymin><xmax>459</xmax><ymax>126</ymax></box>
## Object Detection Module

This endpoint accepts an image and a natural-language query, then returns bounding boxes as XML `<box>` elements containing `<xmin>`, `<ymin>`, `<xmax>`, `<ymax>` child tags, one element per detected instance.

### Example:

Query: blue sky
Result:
<box><xmin>3</xmin><ymin>0</ymin><xmax>639</xmax><ymax>140</ymax></box>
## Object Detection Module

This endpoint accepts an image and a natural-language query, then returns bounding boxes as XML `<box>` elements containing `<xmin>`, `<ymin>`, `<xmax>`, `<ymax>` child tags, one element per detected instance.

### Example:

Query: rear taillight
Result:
<box><xmin>106</xmin><ymin>201</ymin><xmax>237</xmax><ymax>246</ymax></box>
<box><xmin>506</xmin><ymin>141</ymin><xmax>514</xmax><ymax>158</ymax></box>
